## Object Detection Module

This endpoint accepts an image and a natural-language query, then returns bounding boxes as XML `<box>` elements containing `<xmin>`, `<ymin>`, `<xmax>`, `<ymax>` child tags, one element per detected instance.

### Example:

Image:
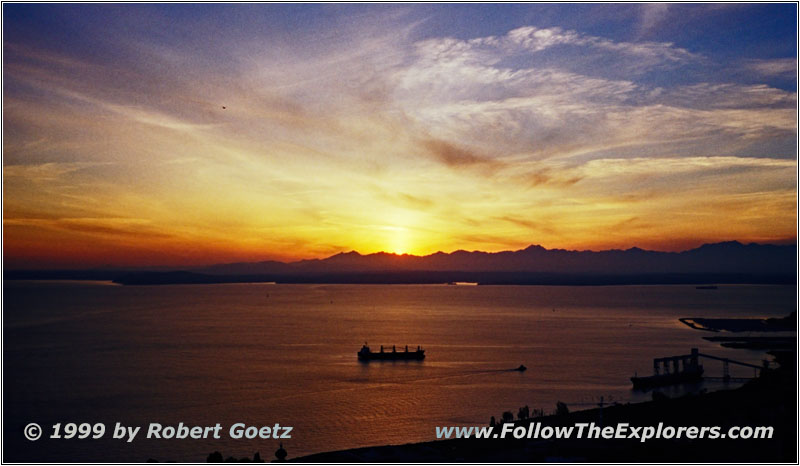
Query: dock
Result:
<box><xmin>631</xmin><ymin>348</ymin><xmax>769</xmax><ymax>389</ymax></box>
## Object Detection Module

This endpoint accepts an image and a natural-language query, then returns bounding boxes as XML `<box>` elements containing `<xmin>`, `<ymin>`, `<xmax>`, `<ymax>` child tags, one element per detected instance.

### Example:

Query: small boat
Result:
<box><xmin>695</xmin><ymin>285</ymin><xmax>718</xmax><ymax>290</ymax></box>
<box><xmin>514</xmin><ymin>364</ymin><xmax>527</xmax><ymax>372</ymax></box>
<box><xmin>358</xmin><ymin>343</ymin><xmax>425</xmax><ymax>361</ymax></box>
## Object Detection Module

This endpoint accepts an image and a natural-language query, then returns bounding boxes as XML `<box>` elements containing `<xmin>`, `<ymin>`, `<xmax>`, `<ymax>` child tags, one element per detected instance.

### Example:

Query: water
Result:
<box><xmin>3</xmin><ymin>281</ymin><xmax>794</xmax><ymax>462</ymax></box>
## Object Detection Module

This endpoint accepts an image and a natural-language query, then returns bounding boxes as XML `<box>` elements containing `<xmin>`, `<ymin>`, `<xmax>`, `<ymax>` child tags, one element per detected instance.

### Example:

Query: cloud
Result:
<box><xmin>579</xmin><ymin>155</ymin><xmax>795</xmax><ymax>175</ymax></box>
<box><xmin>384</xmin><ymin>24</ymin><xmax>795</xmax><ymax>166</ymax></box>
<box><xmin>411</xmin><ymin>24</ymin><xmax>700</xmax><ymax>68</ymax></box>
<box><xmin>508</xmin><ymin>25</ymin><xmax>699</xmax><ymax>65</ymax></box>
<box><xmin>656</xmin><ymin>83</ymin><xmax>796</xmax><ymax>109</ymax></box>
<box><xmin>4</xmin><ymin>217</ymin><xmax>173</xmax><ymax>240</ymax></box>
<box><xmin>742</xmin><ymin>58</ymin><xmax>797</xmax><ymax>79</ymax></box>
<box><xmin>637</xmin><ymin>4</ymin><xmax>671</xmax><ymax>37</ymax></box>
<box><xmin>4</xmin><ymin>162</ymin><xmax>100</xmax><ymax>182</ymax></box>
<box><xmin>572</xmin><ymin>156</ymin><xmax>796</xmax><ymax>199</ymax></box>
<box><xmin>421</xmin><ymin>138</ymin><xmax>500</xmax><ymax>169</ymax></box>
<box><xmin>58</xmin><ymin>219</ymin><xmax>174</xmax><ymax>239</ymax></box>
<box><xmin>495</xmin><ymin>215</ymin><xmax>558</xmax><ymax>235</ymax></box>
<box><xmin>396</xmin><ymin>39</ymin><xmax>794</xmax><ymax>162</ymax></box>
<box><xmin>408</xmin><ymin>24</ymin><xmax>699</xmax><ymax>81</ymax></box>
<box><xmin>396</xmin><ymin>193</ymin><xmax>434</xmax><ymax>210</ymax></box>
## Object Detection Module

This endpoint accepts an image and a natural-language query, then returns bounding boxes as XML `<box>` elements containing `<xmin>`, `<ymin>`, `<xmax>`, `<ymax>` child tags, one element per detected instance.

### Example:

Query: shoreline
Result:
<box><xmin>679</xmin><ymin>314</ymin><xmax>796</xmax><ymax>333</ymax></box>
<box><xmin>6</xmin><ymin>273</ymin><xmax>796</xmax><ymax>287</ymax></box>
<box><xmin>289</xmin><ymin>366</ymin><xmax>796</xmax><ymax>462</ymax></box>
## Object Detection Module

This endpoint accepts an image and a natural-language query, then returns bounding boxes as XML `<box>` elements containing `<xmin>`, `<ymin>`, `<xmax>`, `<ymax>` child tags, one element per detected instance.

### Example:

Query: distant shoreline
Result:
<box><xmin>4</xmin><ymin>270</ymin><xmax>796</xmax><ymax>286</ymax></box>
<box><xmin>680</xmin><ymin>314</ymin><xmax>796</xmax><ymax>333</ymax></box>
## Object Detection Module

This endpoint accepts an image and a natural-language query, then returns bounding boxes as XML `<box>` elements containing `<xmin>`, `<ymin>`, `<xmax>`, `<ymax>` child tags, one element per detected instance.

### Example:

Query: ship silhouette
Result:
<box><xmin>358</xmin><ymin>343</ymin><xmax>425</xmax><ymax>361</ymax></box>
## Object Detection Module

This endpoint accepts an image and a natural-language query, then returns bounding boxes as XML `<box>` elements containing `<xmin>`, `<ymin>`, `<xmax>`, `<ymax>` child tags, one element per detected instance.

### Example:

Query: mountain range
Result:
<box><xmin>6</xmin><ymin>241</ymin><xmax>795</xmax><ymax>285</ymax></box>
<box><xmin>197</xmin><ymin>241</ymin><xmax>795</xmax><ymax>276</ymax></box>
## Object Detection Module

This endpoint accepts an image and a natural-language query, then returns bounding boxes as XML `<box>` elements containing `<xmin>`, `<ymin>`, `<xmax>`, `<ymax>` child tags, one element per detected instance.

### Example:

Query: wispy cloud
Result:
<box><xmin>508</xmin><ymin>24</ymin><xmax>699</xmax><ymax>65</ymax></box>
<box><xmin>4</xmin><ymin>217</ymin><xmax>173</xmax><ymax>240</ymax></box>
<box><xmin>636</xmin><ymin>4</ymin><xmax>671</xmax><ymax>38</ymax></box>
<box><xmin>421</xmin><ymin>138</ymin><xmax>502</xmax><ymax>170</ymax></box>
<box><xmin>743</xmin><ymin>57</ymin><xmax>797</xmax><ymax>79</ymax></box>
<box><xmin>4</xmin><ymin>162</ymin><xmax>101</xmax><ymax>182</ymax></box>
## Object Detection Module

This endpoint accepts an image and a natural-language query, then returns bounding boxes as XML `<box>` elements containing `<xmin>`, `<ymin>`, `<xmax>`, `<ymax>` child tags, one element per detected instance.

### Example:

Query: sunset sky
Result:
<box><xmin>3</xmin><ymin>4</ymin><xmax>797</xmax><ymax>268</ymax></box>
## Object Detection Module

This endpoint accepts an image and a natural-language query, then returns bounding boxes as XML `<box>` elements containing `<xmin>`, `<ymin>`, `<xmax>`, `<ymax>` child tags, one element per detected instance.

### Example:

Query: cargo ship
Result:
<box><xmin>358</xmin><ymin>343</ymin><xmax>425</xmax><ymax>361</ymax></box>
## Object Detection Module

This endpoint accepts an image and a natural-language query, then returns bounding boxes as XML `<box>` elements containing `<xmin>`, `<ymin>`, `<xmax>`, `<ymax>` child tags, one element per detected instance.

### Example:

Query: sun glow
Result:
<box><xmin>387</xmin><ymin>226</ymin><xmax>410</xmax><ymax>255</ymax></box>
<box><xmin>380</xmin><ymin>211</ymin><xmax>420</xmax><ymax>255</ymax></box>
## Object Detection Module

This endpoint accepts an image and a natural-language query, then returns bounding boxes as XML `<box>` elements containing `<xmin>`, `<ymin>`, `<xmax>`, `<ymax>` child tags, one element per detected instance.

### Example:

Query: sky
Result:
<box><xmin>3</xmin><ymin>3</ymin><xmax>798</xmax><ymax>268</ymax></box>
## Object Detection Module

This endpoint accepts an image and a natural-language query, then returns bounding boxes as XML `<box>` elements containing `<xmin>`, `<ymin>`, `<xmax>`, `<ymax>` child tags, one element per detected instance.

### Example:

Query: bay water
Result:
<box><xmin>3</xmin><ymin>281</ymin><xmax>794</xmax><ymax>461</ymax></box>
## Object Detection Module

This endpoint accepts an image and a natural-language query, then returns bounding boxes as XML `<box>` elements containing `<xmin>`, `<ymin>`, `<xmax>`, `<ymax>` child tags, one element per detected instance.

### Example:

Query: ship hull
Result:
<box><xmin>357</xmin><ymin>351</ymin><xmax>425</xmax><ymax>361</ymax></box>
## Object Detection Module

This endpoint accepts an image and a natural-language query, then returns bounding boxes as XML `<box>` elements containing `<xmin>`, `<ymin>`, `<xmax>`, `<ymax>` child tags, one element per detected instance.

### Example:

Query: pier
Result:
<box><xmin>633</xmin><ymin>348</ymin><xmax>769</xmax><ymax>389</ymax></box>
<box><xmin>692</xmin><ymin>349</ymin><xmax>769</xmax><ymax>381</ymax></box>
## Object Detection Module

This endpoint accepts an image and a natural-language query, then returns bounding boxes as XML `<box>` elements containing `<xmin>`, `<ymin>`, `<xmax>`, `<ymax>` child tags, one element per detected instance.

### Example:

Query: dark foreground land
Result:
<box><xmin>290</xmin><ymin>358</ymin><xmax>796</xmax><ymax>463</ymax></box>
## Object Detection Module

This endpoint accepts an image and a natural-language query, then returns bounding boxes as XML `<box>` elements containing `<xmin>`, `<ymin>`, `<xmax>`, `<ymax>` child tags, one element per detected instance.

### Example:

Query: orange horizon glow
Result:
<box><xmin>3</xmin><ymin>230</ymin><xmax>797</xmax><ymax>270</ymax></box>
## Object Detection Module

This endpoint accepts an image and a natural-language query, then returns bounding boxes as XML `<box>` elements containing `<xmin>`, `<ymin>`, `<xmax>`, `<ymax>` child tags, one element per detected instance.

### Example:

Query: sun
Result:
<box><xmin>387</xmin><ymin>226</ymin><xmax>410</xmax><ymax>255</ymax></box>
<box><xmin>375</xmin><ymin>210</ymin><xmax>423</xmax><ymax>255</ymax></box>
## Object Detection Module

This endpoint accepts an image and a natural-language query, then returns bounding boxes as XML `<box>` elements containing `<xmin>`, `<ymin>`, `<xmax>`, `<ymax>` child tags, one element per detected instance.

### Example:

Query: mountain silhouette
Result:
<box><xmin>7</xmin><ymin>241</ymin><xmax>794</xmax><ymax>285</ymax></box>
<box><xmin>196</xmin><ymin>241</ymin><xmax>795</xmax><ymax>277</ymax></box>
